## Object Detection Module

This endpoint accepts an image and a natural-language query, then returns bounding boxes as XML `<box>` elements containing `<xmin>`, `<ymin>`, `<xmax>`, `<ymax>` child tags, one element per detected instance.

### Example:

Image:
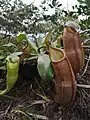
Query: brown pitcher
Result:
<box><xmin>62</xmin><ymin>27</ymin><xmax>84</xmax><ymax>74</ymax></box>
<box><xmin>49</xmin><ymin>46</ymin><xmax>77</xmax><ymax>105</ymax></box>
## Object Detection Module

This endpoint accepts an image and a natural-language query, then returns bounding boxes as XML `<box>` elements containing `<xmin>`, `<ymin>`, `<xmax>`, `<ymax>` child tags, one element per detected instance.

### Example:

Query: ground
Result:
<box><xmin>0</xmin><ymin>49</ymin><xmax>90</xmax><ymax>120</ymax></box>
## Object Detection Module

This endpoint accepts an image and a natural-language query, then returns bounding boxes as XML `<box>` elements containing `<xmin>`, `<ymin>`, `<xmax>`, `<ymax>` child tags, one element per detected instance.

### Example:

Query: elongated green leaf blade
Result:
<box><xmin>42</xmin><ymin>30</ymin><xmax>54</xmax><ymax>45</ymax></box>
<box><xmin>37</xmin><ymin>35</ymin><xmax>43</xmax><ymax>47</ymax></box>
<box><xmin>37</xmin><ymin>54</ymin><xmax>54</xmax><ymax>81</ymax></box>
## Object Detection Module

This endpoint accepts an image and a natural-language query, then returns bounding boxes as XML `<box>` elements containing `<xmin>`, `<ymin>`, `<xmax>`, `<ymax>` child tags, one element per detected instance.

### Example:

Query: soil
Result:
<box><xmin>0</xmin><ymin>50</ymin><xmax>90</xmax><ymax>120</ymax></box>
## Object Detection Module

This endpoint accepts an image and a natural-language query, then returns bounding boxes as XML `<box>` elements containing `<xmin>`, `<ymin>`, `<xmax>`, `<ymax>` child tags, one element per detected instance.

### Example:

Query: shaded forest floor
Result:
<box><xmin>0</xmin><ymin>49</ymin><xmax>90</xmax><ymax>120</ymax></box>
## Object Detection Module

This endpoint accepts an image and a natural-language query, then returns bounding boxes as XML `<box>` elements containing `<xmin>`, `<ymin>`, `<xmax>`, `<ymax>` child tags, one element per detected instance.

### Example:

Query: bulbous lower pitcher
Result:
<box><xmin>49</xmin><ymin>46</ymin><xmax>77</xmax><ymax>105</ymax></box>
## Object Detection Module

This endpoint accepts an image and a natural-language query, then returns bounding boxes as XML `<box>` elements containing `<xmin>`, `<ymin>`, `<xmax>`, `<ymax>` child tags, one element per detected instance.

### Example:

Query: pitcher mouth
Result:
<box><xmin>49</xmin><ymin>46</ymin><xmax>66</xmax><ymax>63</ymax></box>
<box><xmin>64</xmin><ymin>21</ymin><xmax>80</xmax><ymax>32</ymax></box>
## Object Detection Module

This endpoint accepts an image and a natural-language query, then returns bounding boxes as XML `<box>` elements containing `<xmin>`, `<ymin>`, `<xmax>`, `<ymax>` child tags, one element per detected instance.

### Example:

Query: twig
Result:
<box><xmin>19</xmin><ymin>100</ymin><xmax>47</xmax><ymax>111</ymax></box>
<box><xmin>36</xmin><ymin>93</ymin><xmax>50</xmax><ymax>102</ymax></box>
<box><xmin>5</xmin><ymin>102</ymin><xmax>12</xmax><ymax>115</ymax></box>
<box><xmin>30</xmin><ymin>100</ymin><xmax>46</xmax><ymax>106</ymax></box>
<box><xmin>12</xmin><ymin>109</ymin><xmax>49</xmax><ymax>120</ymax></box>
<box><xmin>77</xmin><ymin>84</ymin><xmax>90</xmax><ymax>88</ymax></box>
<box><xmin>80</xmin><ymin>29</ymin><xmax>90</xmax><ymax>34</ymax></box>
<box><xmin>82</xmin><ymin>89</ymin><xmax>90</xmax><ymax>98</ymax></box>
<box><xmin>34</xmin><ymin>77</ymin><xmax>46</xmax><ymax>96</ymax></box>
<box><xmin>27</xmin><ymin>113</ymin><xmax>49</xmax><ymax>120</ymax></box>
<box><xmin>12</xmin><ymin>109</ymin><xmax>32</xmax><ymax>120</ymax></box>
<box><xmin>80</xmin><ymin>54</ymin><xmax>90</xmax><ymax>78</ymax></box>
<box><xmin>0</xmin><ymin>95</ymin><xmax>16</xmax><ymax>100</ymax></box>
<box><xmin>83</xmin><ymin>39</ymin><xmax>90</xmax><ymax>44</ymax></box>
<box><xmin>32</xmin><ymin>88</ymin><xmax>50</xmax><ymax>102</ymax></box>
<box><xmin>82</xmin><ymin>45</ymin><xmax>90</xmax><ymax>49</ymax></box>
<box><xmin>34</xmin><ymin>77</ymin><xmax>50</xmax><ymax>102</ymax></box>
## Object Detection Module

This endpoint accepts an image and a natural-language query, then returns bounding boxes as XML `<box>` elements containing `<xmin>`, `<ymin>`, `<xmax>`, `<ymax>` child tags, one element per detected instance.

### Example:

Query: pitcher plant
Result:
<box><xmin>49</xmin><ymin>45</ymin><xmax>77</xmax><ymax>104</ymax></box>
<box><xmin>62</xmin><ymin>24</ymin><xmax>84</xmax><ymax>74</ymax></box>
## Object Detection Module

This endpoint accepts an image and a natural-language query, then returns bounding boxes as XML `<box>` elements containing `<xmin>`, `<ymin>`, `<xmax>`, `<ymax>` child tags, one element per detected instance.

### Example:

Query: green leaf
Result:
<box><xmin>0</xmin><ymin>61</ymin><xmax>6</xmax><ymax>67</ymax></box>
<box><xmin>0</xmin><ymin>66</ymin><xmax>6</xmax><ymax>70</ymax></box>
<box><xmin>10</xmin><ymin>52</ymin><xmax>23</xmax><ymax>57</ymax></box>
<box><xmin>0</xmin><ymin>56</ymin><xmax>5</xmax><ymax>60</ymax></box>
<box><xmin>42</xmin><ymin>30</ymin><xmax>54</xmax><ymax>45</ymax></box>
<box><xmin>24</xmin><ymin>56</ymin><xmax>37</xmax><ymax>61</ymax></box>
<box><xmin>37</xmin><ymin>35</ymin><xmax>43</xmax><ymax>47</ymax></box>
<box><xmin>0</xmin><ymin>56</ymin><xmax>20</xmax><ymax>95</ymax></box>
<box><xmin>37</xmin><ymin>54</ymin><xmax>54</xmax><ymax>81</ymax></box>
<box><xmin>27</xmin><ymin>39</ymin><xmax>38</xmax><ymax>52</ymax></box>
<box><xmin>3</xmin><ymin>43</ymin><xmax>16</xmax><ymax>47</ymax></box>
<box><xmin>0</xmin><ymin>56</ymin><xmax>5</xmax><ymax>67</ymax></box>
<box><xmin>16</xmin><ymin>32</ymin><xmax>27</xmax><ymax>42</ymax></box>
<box><xmin>16</xmin><ymin>32</ymin><xmax>38</xmax><ymax>52</ymax></box>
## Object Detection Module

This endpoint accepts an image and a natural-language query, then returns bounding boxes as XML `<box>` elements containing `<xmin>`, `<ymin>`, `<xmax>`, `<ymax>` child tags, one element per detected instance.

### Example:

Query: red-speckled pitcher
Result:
<box><xmin>62</xmin><ymin>27</ymin><xmax>84</xmax><ymax>74</ymax></box>
<box><xmin>49</xmin><ymin>46</ymin><xmax>77</xmax><ymax>105</ymax></box>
